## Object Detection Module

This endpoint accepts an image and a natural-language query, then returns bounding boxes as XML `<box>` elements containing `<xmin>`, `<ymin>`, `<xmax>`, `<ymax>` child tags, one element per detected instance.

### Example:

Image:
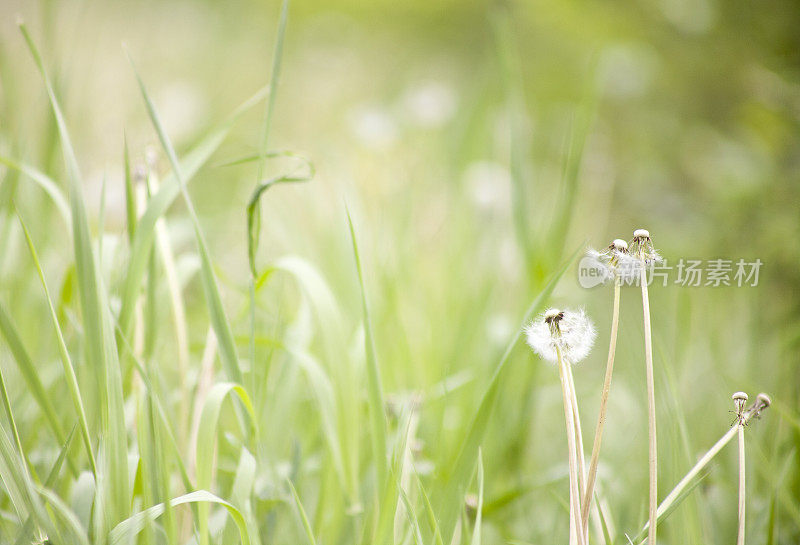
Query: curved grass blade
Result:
<box><xmin>0</xmin><ymin>156</ymin><xmax>70</xmax><ymax>225</ymax></box>
<box><xmin>246</xmin><ymin>156</ymin><xmax>314</xmax><ymax>278</ymax></box>
<box><xmin>195</xmin><ymin>382</ymin><xmax>256</xmax><ymax>545</ymax></box>
<box><xmin>37</xmin><ymin>487</ymin><xmax>90</xmax><ymax>545</ymax></box>
<box><xmin>108</xmin><ymin>490</ymin><xmax>251</xmax><ymax>545</ymax></box>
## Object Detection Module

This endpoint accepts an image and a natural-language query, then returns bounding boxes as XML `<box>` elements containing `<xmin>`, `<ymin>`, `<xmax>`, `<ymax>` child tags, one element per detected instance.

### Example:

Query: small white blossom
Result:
<box><xmin>525</xmin><ymin>308</ymin><xmax>596</xmax><ymax>364</ymax></box>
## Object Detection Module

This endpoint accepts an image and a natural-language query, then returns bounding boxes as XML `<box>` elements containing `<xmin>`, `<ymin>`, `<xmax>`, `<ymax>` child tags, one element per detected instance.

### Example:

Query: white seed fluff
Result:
<box><xmin>525</xmin><ymin>307</ymin><xmax>596</xmax><ymax>364</ymax></box>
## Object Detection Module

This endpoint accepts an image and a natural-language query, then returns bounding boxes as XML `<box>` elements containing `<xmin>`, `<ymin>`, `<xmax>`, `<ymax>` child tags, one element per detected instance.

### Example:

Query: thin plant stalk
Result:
<box><xmin>641</xmin><ymin>268</ymin><xmax>658</xmax><ymax>545</ymax></box>
<box><xmin>558</xmin><ymin>346</ymin><xmax>585</xmax><ymax>545</ymax></box>
<box><xmin>581</xmin><ymin>277</ymin><xmax>621</xmax><ymax>532</ymax></box>
<box><xmin>736</xmin><ymin>423</ymin><xmax>745</xmax><ymax>545</ymax></box>
<box><xmin>566</xmin><ymin>364</ymin><xmax>586</xmax><ymax>498</ymax></box>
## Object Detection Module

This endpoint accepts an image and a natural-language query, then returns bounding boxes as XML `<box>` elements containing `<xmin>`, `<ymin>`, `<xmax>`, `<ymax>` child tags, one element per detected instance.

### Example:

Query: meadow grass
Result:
<box><xmin>0</xmin><ymin>2</ymin><xmax>797</xmax><ymax>545</ymax></box>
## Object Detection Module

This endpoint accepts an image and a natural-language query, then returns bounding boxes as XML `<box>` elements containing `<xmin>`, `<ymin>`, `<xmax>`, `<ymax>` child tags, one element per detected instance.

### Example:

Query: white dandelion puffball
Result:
<box><xmin>525</xmin><ymin>308</ymin><xmax>596</xmax><ymax>364</ymax></box>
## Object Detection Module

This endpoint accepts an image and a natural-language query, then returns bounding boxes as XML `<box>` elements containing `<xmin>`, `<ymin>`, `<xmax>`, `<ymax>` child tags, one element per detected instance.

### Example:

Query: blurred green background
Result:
<box><xmin>0</xmin><ymin>0</ymin><xmax>799</xmax><ymax>543</ymax></box>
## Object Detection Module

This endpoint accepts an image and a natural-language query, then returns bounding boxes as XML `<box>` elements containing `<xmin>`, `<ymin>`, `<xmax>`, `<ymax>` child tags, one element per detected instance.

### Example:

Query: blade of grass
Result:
<box><xmin>117</xmin><ymin>85</ymin><xmax>268</xmax><ymax>343</ymax></box>
<box><xmin>123</xmin><ymin>134</ymin><xmax>137</xmax><ymax>243</ymax></box>
<box><xmin>347</xmin><ymin>208</ymin><xmax>389</xmax><ymax>491</ymax></box>
<box><xmin>0</xmin><ymin>156</ymin><xmax>70</xmax><ymax>225</ymax></box>
<box><xmin>0</xmin><ymin>302</ymin><xmax>66</xmax><ymax>447</ymax></box>
<box><xmin>195</xmin><ymin>383</ymin><xmax>256</xmax><ymax>545</ymax></box>
<box><xmin>286</xmin><ymin>479</ymin><xmax>318</xmax><ymax>545</ymax></box>
<box><xmin>15</xmin><ymin>206</ymin><xmax>97</xmax><ymax>477</ymax></box>
<box><xmin>19</xmin><ymin>23</ymin><xmax>130</xmax><ymax>529</ymax></box>
<box><xmin>470</xmin><ymin>450</ymin><xmax>485</xmax><ymax>545</ymax></box>
<box><xmin>126</xmin><ymin>48</ymin><xmax>244</xmax><ymax>385</ymax></box>
<box><xmin>108</xmin><ymin>490</ymin><xmax>251</xmax><ymax>545</ymax></box>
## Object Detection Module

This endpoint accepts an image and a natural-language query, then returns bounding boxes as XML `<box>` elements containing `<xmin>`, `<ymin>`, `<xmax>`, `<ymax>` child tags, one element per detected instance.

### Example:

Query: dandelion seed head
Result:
<box><xmin>525</xmin><ymin>307</ymin><xmax>596</xmax><ymax>364</ymax></box>
<box><xmin>633</xmin><ymin>228</ymin><xmax>650</xmax><ymax>239</ymax></box>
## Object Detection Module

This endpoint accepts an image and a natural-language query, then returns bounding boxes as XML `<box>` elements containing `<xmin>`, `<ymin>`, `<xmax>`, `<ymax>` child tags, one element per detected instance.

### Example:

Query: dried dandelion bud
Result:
<box><xmin>732</xmin><ymin>391</ymin><xmax>748</xmax><ymax>415</ymax></box>
<box><xmin>629</xmin><ymin>228</ymin><xmax>662</xmax><ymax>264</ymax></box>
<box><xmin>525</xmin><ymin>307</ymin><xmax>596</xmax><ymax>364</ymax></box>
<box><xmin>744</xmin><ymin>392</ymin><xmax>772</xmax><ymax>421</ymax></box>
<box><xmin>585</xmin><ymin>238</ymin><xmax>640</xmax><ymax>283</ymax></box>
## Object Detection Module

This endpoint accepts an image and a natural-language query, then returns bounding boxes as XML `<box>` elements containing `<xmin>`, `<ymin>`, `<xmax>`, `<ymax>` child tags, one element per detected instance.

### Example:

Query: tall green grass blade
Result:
<box><xmin>19</xmin><ymin>23</ymin><xmax>130</xmax><ymax>530</ymax></box>
<box><xmin>108</xmin><ymin>490</ymin><xmax>251</xmax><ymax>545</ymax></box>
<box><xmin>470</xmin><ymin>450</ymin><xmax>484</xmax><ymax>545</ymax></box>
<box><xmin>127</xmin><ymin>50</ymin><xmax>244</xmax><ymax>384</ymax></box>
<box><xmin>437</xmin><ymin>253</ymin><xmax>576</xmax><ymax>543</ymax></box>
<box><xmin>123</xmin><ymin>134</ymin><xmax>137</xmax><ymax>243</ymax></box>
<box><xmin>347</xmin><ymin>209</ymin><xmax>389</xmax><ymax>491</ymax></box>
<box><xmin>595</xmin><ymin>495</ymin><xmax>612</xmax><ymax>545</ymax></box>
<box><xmin>0</xmin><ymin>358</ymin><xmax>25</xmax><ymax>465</ymax></box>
<box><xmin>16</xmin><ymin>207</ymin><xmax>97</xmax><ymax>477</ymax></box>
<box><xmin>0</xmin><ymin>303</ymin><xmax>65</xmax><ymax>447</ymax></box>
<box><xmin>287</xmin><ymin>479</ymin><xmax>318</xmax><ymax>545</ymax></box>
<box><xmin>117</xmin><ymin>85</ymin><xmax>268</xmax><ymax>342</ymax></box>
<box><xmin>416</xmin><ymin>471</ymin><xmax>444</xmax><ymax>545</ymax></box>
<box><xmin>399</xmin><ymin>486</ymin><xmax>425</xmax><ymax>545</ymax></box>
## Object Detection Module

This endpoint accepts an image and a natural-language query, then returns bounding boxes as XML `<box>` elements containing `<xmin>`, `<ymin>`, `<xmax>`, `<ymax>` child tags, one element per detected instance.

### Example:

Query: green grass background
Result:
<box><xmin>0</xmin><ymin>0</ymin><xmax>798</xmax><ymax>543</ymax></box>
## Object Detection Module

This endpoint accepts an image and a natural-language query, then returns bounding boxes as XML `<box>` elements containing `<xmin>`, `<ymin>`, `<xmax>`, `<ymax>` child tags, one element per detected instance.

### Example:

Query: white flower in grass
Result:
<box><xmin>629</xmin><ymin>228</ymin><xmax>662</xmax><ymax>265</ymax></box>
<box><xmin>525</xmin><ymin>308</ymin><xmax>596</xmax><ymax>364</ymax></box>
<box><xmin>586</xmin><ymin>238</ymin><xmax>641</xmax><ymax>283</ymax></box>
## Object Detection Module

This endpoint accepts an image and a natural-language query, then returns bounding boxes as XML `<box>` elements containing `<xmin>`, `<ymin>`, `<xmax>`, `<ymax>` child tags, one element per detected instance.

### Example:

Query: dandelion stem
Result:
<box><xmin>641</xmin><ymin>267</ymin><xmax>658</xmax><ymax>545</ymax></box>
<box><xmin>566</xmin><ymin>364</ymin><xmax>586</xmax><ymax>502</ymax></box>
<box><xmin>638</xmin><ymin>403</ymin><xmax>766</xmax><ymax>539</ymax></box>
<box><xmin>581</xmin><ymin>277</ymin><xmax>620</xmax><ymax>532</ymax></box>
<box><xmin>737</xmin><ymin>423</ymin><xmax>746</xmax><ymax>545</ymax></box>
<box><xmin>558</xmin><ymin>346</ymin><xmax>585</xmax><ymax>545</ymax></box>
